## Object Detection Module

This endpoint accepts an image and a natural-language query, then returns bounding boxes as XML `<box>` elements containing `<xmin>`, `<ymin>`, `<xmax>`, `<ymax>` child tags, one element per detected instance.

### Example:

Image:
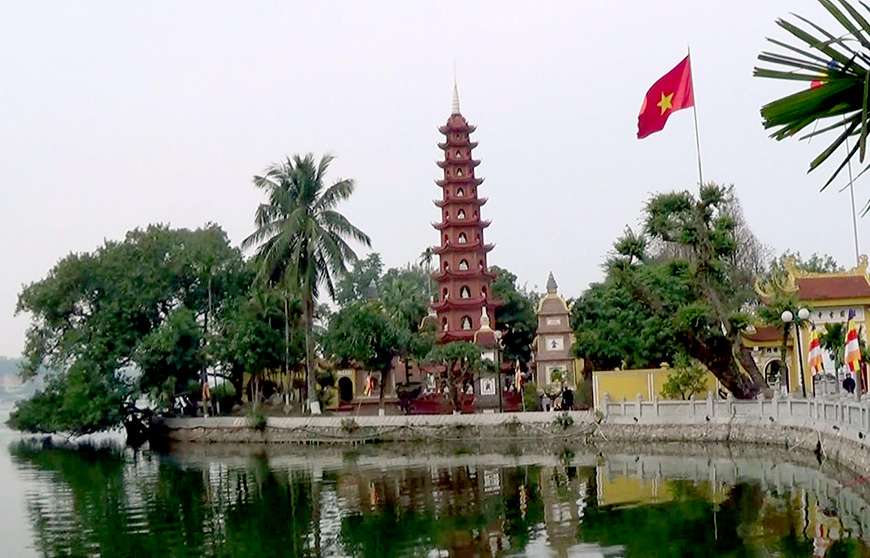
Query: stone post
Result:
<box><xmin>636</xmin><ymin>393</ymin><xmax>644</xmax><ymax>420</ymax></box>
<box><xmin>602</xmin><ymin>393</ymin><xmax>610</xmax><ymax>419</ymax></box>
<box><xmin>706</xmin><ymin>391</ymin><xmax>714</xmax><ymax>420</ymax></box>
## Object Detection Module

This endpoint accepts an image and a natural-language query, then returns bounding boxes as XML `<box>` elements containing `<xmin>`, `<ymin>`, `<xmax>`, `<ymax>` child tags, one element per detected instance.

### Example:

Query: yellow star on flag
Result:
<box><xmin>657</xmin><ymin>92</ymin><xmax>674</xmax><ymax>115</ymax></box>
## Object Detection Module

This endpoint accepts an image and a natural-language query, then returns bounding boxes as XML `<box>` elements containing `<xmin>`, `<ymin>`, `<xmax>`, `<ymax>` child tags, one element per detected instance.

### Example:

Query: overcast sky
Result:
<box><xmin>1</xmin><ymin>1</ymin><xmax>866</xmax><ymax>357</ymax></box>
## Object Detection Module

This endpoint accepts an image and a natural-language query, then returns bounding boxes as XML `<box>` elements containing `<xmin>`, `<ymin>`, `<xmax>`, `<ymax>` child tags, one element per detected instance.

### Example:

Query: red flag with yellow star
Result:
<box><xmin>637</xmin><ymin>55</ymin><xmax>694</xmax><ymax>139</ymax></box>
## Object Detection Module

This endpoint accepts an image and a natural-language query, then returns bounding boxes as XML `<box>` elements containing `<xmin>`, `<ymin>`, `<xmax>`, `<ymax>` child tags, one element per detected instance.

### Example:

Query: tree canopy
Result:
<box><xmin>571</xmin><ymin>184</ymin><xmax>769</xmax><ymax>398</ymax></box>
<box><xmin>490</xmin><ymin>266</ymin><xmax>538</xmax><ymax>369</ymax></box>
<box><xmin>10</xmin><ymin>224</ymin><xmax>248</xmax><ymax>436</ymax></box>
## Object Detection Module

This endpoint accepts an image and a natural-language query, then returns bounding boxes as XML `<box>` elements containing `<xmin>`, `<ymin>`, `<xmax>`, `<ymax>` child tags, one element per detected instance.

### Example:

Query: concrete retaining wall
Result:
<box><xmin>157</xmin><ymin>394</ymin><xmax>870</xmax><ymax>474</ymax></box>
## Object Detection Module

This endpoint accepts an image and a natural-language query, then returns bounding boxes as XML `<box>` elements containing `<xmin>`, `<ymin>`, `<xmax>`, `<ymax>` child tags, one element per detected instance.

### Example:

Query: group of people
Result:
<box><xmin>540</xmin><ymin>386</ymin><xmax>574</xmax><ymax>412</ymax></box>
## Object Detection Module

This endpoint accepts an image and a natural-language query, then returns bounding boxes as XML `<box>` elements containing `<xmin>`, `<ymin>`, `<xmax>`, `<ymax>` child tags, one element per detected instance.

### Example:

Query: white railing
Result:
<box><xmin>602</xmin><ymin>392</ymin><xmax>870</xmax><ymax>447</ymax></box>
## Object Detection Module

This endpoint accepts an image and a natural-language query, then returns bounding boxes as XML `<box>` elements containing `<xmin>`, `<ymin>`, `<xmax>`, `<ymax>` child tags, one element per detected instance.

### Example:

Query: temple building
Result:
<box><xmin>533</xmin><ymin>273</ymin><xmax>577</xmax><ymax>387</ymax></box>
<box><xmin>430</xmin><ymin>82</ymin><xmax>499</xmax><ymax>342</ymax></box>
<box><xmin>749</xmin><ymin>255</ymin><xmax>870</xmax><ymax>395</ymax></box>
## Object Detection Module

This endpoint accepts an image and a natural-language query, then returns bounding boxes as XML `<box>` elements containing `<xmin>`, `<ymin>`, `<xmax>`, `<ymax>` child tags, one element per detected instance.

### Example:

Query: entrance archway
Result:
<box><xmin>338</xmin><ymin>376</ymin><xmax>353</xmax><ymax>403</ymax></box>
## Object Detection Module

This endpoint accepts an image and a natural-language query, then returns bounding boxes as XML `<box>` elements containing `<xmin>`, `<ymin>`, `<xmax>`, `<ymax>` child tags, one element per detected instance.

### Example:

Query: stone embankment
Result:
<box><xmin>157</xmin><ymin>393</ymin><xmax>870</xmax><ymax>471</ymax></box>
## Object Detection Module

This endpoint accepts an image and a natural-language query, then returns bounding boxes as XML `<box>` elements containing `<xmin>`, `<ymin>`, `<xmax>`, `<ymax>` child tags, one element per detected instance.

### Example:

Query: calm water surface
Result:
<box><xmin>3</xmin><ymin>412</ymin><xmax>870</xmax><ymax>557</ymax></box>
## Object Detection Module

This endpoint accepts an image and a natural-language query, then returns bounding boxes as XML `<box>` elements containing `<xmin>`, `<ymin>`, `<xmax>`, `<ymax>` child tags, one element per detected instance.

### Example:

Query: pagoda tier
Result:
<box><xmin>431</xmin><ymin>218</ymin><xmax>491</xmax><ymax>231</ymax></box>
<box><xmin>432</xmin><ymin>268</ymin><xmax>497</xmax><ymax>281</ymax></box>
<box><xmin>436</xmin><ymin>159</ymin><xmax>481</xmax><ymax>169</ymax></box>
<box><xmin>432</xmin><ymin>241</ymin><xmax>494</xmax><ymax>256</ymax></box>
<box><xmin>438</xmin><ymin>140</ymin><xmax>478</xmax><ymax>149</ymax></box>
<box><xmin>430</xmin><ymin>83</ymin><xmax>500</xmax><ymax>342</ymax></box>
<box><xmin>435</xmin><ymin>177</ymin><xmax>484</xmax><ymax>187</ymax></box>
<box><xmin>439</xmin><ymin>123</ymin><xmax>477</xmax><ymax>134</ymax></box>
<box><xmin>432</xmin><ymin>295</ymin><xmax>503</xmax><ymax>312</ymax></box>
<box><xmin>434</xmin><ymin>197</ymin><xmax>487</xmax><ymax>208</ymax></box>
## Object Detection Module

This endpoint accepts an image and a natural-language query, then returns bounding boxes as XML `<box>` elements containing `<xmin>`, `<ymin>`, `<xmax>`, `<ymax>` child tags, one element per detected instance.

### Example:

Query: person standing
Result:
<box><xmin>843</xmin><ymin>374</ymin><xmax>856</xmax><ymax>395</ymax></box>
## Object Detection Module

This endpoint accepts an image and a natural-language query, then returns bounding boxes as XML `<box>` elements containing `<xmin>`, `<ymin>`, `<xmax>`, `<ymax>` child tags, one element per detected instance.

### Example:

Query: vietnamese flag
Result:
<box><xmin>637</xmin><ymin>55</ymin><xmax>695</xmax><ymax>139</ymax></box>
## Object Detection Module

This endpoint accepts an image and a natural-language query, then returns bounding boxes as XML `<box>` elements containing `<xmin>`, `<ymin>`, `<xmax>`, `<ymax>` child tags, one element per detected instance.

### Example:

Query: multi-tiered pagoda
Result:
<box><xmin>431</xmin><ymin>83</ymin><xmax>498</xmax><ymax>342</ymax></box>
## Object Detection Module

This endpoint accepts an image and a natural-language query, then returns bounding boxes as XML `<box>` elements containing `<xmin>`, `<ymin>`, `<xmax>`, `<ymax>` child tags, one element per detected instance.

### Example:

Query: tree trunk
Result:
<box><xmin>378</xmin><ymin>367</ymin><xmax>388</xmax><ymax>413</ymax></box>
<box><xmin>682</xmin><ymin>333</ymin><xmax>767</xmax><ymax>399</ymax></box>
<box><xmin>303</xmin><ymin>292</ymin><xmax>317</xmax><ymax>413</ymax></box>
<box><xmin>284</xmin><ymin>295</ymin><xmax>291</xmax><ymax>413</ymax></box>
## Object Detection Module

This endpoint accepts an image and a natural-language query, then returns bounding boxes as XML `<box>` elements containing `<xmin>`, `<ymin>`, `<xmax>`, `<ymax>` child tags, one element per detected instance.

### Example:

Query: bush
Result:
<box><xmin>523</xmin><ymin>383</ymin><xmax>541</xmax><ymax>411</ymax></box>
<box><xmin>211</xmin><ymin>382</ymin><xmax>237</xmax><ymax>413</ymax></box>
<box><xmin>660</xmin><ymin>355</ymin><xmax>709</xmax><ymax>400</ymax></box>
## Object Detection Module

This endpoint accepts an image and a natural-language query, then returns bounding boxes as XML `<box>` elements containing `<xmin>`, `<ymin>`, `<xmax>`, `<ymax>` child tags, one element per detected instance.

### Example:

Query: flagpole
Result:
<box><xmin>688</xmin><ymin>46</ymin><xmax>704</xmax><ymax>188</ymax></box>
<box><xmin>844</xmin><ymin>132</ymin><xmax>861</xmax><ymax>265</ymax></box>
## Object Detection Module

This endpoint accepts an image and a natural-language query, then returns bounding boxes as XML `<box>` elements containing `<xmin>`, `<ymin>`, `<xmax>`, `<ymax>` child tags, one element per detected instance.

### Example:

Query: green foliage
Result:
<box><xmin>768</xmin><ymin>250</ymin><xmax>842</xmax><ymax>277</ymax></box>
<box><xmin>8</xmin><ymin>364</ymin><xmax>130</xmax><ymax>436</ymax></box>
<box><xmin>523</xmin><ymin>382</ymin><xmax>541</xmax><ymax>411</ymax></box>
<box><xmin>323</xmin><ymin>302</ymin><xmax>399</xmax><ymax>374</ymax></box>
<box><xmin>573</xmin><ymin>185</ymin><xmax>768</xmax><ymax>398</ymax></box>
<box><xmin>660</xmin><ymin>355</ymin><xmax>709</xmax><ymax>400</ymax></box>
<box><xmin>11</xmin><ymin>224</ymin><xmax>246</xmax><ymax>435</ymax></box>
<box><xmin>820</xmin><ymin>322</ymin><xmax>847</xmax><ymax>371</ymax></box>
<box><xmin>322</xmin><ymin>301</ymin><xmax>400</xmax><ymax>406</ymax></box>
<box><xmin>755</xmin><ymin>1</ymin><xmax>870</xmax><ymax>202</ymax></box>
<box><xmin>215</xmin><ymin>281</ymin><xmax>304</xmax><ymax>392</ymax></box>
<box><xmin>134</xmin><ymin>307</ymin><xmax>204</xmax><ymax>400</ymax></box>
<box><xmin>211</xmin><ymin>382</ymin><xmax>237</xmax><ymax>412</ymax></box>
<box><xmin>335</xmin><ymin>253</ymin><xmax>384</xmax><ymax>306</ymax></box>
<box><xmin>490</xmin><ymin>266</ymin><xmax>538</xmax><ymax>367</ymax></box>
<box><xmin>571</xmin><ymin>260</ymin><xmax>685</xmax><ymax>370</ymax></box>
<box><xmin>425</xmin><ymin>342</ymin><xmax>483</xmax><ymax>410</ymax></box>
<box><xmin>243</xmin><ymin>153</ymin><xmax>372</xmax><ymax>407</ymax></box>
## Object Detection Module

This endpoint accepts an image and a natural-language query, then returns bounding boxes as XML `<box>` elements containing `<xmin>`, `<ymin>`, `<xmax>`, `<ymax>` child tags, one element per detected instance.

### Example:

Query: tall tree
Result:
<box><xmin>418</xmin><ymin>247</ymin><xmax>435</xmax><ymax>301</ymax></box>
<box><xmin>242</xmin><ymin>154</ymin><xmax>371</xmax><ymax>412</ymax></box>
<box><xmin>10</xmin><ymin>225</ymin><xmax>246</xmax><ymax>437</ymax></box>
<box><xmin>334</xmin><ymin>253</ymin><xmax>384</xmax><ymax>307</ymax></box>
<box><xmin>321</xmin><ymin>301</ymin><xmax>399</xmax><ymax>410</ymax></box>
<box><xmin>754</xmin><ymin>0</ymin><xmax>870</xmax><ymax>208</ymax></box>
<box><xmin>573</xmin><ymin>185</ymin><xmax>769</xmax><ymax>398</ymax></box>
<box><xmin>489</xmin><ymin>266</ymin><xmax>538</xmax><ymax>369</ymax></box>
<box><xmin>425</xmin><ymin>342</ymin><xmax>483</xmax><ymax>412</ymax></box>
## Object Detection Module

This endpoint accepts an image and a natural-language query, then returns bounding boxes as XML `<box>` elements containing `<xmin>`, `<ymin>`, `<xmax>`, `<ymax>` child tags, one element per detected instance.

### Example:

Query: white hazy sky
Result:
<box><xmin>1</xmin><ymin>1</ymin><xmax>867</xmax><ymax>357</ymax></box>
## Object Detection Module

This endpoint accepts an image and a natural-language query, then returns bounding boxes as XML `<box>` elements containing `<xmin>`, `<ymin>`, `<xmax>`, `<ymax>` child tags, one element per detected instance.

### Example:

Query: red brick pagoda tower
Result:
<box><xmin>431</xmin><ymin>82</ymin><xmax>498</xmax><ymax>342</ymax></box>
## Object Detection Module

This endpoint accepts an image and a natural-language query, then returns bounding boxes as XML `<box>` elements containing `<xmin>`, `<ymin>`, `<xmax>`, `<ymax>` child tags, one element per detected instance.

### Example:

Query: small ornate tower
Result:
<box><xmin>431</xmin><ymin>82</ymin><xmax>498</xmax><ymax>342</ymax></box>
<box><xmin>534</xmin><ymin>273</ymin><xmax>576</xmax><ymax>386</ymax></box>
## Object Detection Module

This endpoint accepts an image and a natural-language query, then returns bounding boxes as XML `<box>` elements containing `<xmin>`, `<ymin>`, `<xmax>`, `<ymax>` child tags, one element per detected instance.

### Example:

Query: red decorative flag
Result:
<box><xmin>637</xmin><ymin>55</ymin><xmax>695</xmax><ymax>139</ymax></box>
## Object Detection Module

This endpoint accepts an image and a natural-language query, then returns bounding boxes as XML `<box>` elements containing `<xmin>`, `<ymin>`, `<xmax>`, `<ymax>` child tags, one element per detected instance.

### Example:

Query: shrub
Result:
<box><xmin>523</xmin><ymin>383</ymin><xmax>541</xmax><ymax>411</ymax></box>
<box><xmin>660</xmin><ymin>355</ymin><xmax>709</xmax><ymax>400</ymax></box>
<box><xmin>211</xmin><ymin>382</ymin><xmax>237</xmax><ymax>414</ymax></box>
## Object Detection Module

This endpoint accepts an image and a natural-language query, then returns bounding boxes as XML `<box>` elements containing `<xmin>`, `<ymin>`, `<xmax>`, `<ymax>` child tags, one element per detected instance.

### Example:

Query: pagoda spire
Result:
<box><xmin>451</xmin><ymin>78</ymin><xmax>461</xmax><ymax>115</ymax></box>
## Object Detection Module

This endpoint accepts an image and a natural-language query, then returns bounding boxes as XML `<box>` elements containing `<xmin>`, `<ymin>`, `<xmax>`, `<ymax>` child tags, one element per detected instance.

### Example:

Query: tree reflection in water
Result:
<box><xmin>8</xmin><ymin>440</ymin><xmax>870</xmax><ymax>557</ymax></box>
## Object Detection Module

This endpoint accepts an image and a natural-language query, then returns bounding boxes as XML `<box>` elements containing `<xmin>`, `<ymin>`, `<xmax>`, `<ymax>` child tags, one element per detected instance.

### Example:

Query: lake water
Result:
<box><xmin>3</xmin><ymin>410</ymin><xmax>870</xmax><ymax>557</ymax></box>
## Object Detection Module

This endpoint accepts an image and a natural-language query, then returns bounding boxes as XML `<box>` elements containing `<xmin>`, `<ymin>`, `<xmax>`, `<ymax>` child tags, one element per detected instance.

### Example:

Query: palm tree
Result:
<box><xmin>754</xmin><ymin>0</ymin><xmax>870</xmax><ymax>210</ymax></box>
<box><xmin>243</xmin><ymin>154</ymin><xmax>371</xmax><ymax>412</ymax></box>
<box><xmin>418</xmin><ymin>247</ymin><xmax>435</xmax><ymax>300</ymax></box>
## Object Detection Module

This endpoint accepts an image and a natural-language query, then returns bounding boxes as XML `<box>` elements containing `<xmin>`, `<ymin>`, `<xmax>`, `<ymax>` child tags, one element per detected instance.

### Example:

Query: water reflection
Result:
<box><xmin>8</xmin><ymin>440</ymin><xmax>870</xmax><ymax>557</ymax></box>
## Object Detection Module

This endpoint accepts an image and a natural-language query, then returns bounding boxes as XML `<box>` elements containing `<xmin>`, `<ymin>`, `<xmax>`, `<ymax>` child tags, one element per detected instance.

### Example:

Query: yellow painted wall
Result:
<box><xmin>592</xmin><ymin>367</ymin><xmax>720</xmax><ymax>408</ymax></box>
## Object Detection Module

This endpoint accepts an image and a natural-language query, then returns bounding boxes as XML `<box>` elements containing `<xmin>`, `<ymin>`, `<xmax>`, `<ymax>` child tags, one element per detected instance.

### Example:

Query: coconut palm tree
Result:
<box><xmin>418</xmin><ymin>247</ymin><xmax>435</xmax><ymax>300</ymax></box>
<box><xmin>754</xmin><ymin>0</ymin><xmax>870</xmax><ymax>210</ymax></box>
<box><xmin>243</xmin><ymin>154</ymin><xmax>371</xmax><ymax>412</ymax></box>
